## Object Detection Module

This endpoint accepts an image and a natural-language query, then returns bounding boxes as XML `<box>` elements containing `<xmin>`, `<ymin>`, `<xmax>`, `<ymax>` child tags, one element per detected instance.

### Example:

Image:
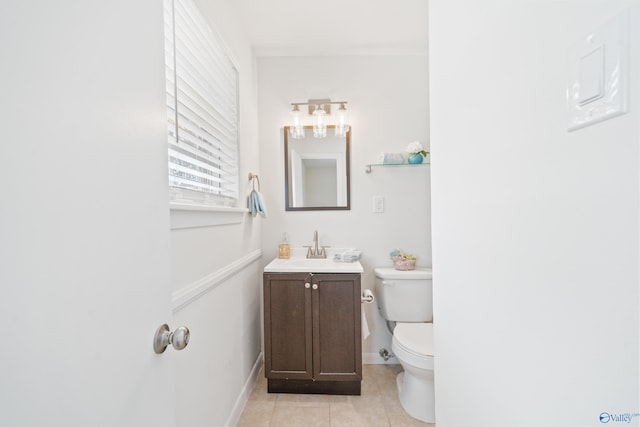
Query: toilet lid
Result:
<box><xmin>393</xmin><ymin>323</ymin><xmax>434</xmax><ymax>357</ymax></box>
<box><xmin>374</xmin><ymin>267</ymin><xmax>432</xmax><ymax>280</ymax></box>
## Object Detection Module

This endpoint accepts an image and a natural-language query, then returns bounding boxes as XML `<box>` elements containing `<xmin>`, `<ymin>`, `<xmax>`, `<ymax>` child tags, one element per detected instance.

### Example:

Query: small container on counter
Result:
<box><xmin>278</xmin><ymin>233</ymin><xmax>290</xmax><ymax>259</ymax></box>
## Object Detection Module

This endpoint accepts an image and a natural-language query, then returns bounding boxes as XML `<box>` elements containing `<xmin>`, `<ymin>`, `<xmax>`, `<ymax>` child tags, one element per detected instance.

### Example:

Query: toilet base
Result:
<box><xmin>396</xmin><ymin>370</ymin><xmax>435</xmax><ymax>423</ymax></box>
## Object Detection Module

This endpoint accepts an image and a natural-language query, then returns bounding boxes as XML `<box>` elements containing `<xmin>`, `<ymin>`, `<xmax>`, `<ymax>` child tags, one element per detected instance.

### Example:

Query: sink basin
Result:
<box><xmin>264</xmin><ymin>256</ymin><xmax>363</xmax><ymax>273</ymax></box>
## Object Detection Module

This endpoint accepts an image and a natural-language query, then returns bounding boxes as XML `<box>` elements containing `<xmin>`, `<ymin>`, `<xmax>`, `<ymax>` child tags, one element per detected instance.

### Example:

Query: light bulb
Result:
<box><xmin>312</xmin><ymin>104</ymin><xmax>327</xmax><ymax>138</ymax></box>
<box><xmin>335</xmin><ymin>103</ymin><xmax>349</xmax><ymax>137</ymax></box>
<box><xmin>290</xmin><ymin>104</ymin><xmax>304</xmax><ymax>139</ymax></box>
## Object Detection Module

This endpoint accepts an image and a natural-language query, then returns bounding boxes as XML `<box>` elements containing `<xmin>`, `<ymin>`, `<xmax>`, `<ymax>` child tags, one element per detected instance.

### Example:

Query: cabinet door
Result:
<box><xmin>312</xmin><ymin>274</ymin><xmax>362</xmax><ymax>381</ymax></box>
<box><xmin>263</xmin><ymin>273</ymin><xmax>313</xmax><ymax>379</ymax></box>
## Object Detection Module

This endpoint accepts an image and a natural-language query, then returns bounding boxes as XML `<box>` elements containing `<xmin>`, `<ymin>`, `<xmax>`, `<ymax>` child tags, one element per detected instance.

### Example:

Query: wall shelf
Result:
<box><xmin>364</xmin><ymin>162</ymin><xmax>430</xmax><ymax>173</ymax></box>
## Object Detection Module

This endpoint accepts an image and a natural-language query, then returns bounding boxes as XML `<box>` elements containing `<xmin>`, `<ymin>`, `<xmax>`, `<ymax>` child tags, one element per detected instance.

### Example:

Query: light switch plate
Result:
<box><xmin>577</xmin><ymin>45</ymin><xmax>604</xmax><ymax>105</ymax></box>
<box><xmin>373</xmin><ymin>195</ymin><xmax>384</xmax><ymax>213</ymax></box>
<box><xmin>566</xmin><ymin>9</ymin><xmax>629</xmax><ymax>131</ymax></box>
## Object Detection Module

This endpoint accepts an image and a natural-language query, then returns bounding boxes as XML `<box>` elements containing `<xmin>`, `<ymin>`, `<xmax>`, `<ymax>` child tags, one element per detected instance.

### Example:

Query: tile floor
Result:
<box><xmin>237</xmin><ymin>364</ymin><xmax>434</xmax><ymax>427</ymax></box>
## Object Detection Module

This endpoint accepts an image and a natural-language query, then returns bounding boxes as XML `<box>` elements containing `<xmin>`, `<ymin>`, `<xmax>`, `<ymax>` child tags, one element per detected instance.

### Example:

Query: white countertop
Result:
<box><xmin>264</xmin><ymin>256</ymin><xmax>364</xmax><ymax>273</ymax></box>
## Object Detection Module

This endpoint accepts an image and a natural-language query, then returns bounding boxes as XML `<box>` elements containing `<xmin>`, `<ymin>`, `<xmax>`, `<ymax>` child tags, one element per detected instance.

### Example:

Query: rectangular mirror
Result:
<box><xmin>284</xmin><ymin>125</ymin><xmax>351</xmax><ymax>211</ymax></box>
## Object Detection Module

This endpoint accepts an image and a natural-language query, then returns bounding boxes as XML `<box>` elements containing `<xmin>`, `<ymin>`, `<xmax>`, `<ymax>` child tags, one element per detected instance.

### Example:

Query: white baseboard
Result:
<box><xmin>225</xmin><ymin>352</ymin><xmax>264</xmax><ymax>427</ymax></box>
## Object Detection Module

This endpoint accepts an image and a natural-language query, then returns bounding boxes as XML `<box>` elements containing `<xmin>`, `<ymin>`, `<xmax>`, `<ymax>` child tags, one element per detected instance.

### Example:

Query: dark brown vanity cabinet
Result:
<box><xmin>263</xmin><ymin>272</ymin><xmax>362</xmax><ymax>395</ymax></box>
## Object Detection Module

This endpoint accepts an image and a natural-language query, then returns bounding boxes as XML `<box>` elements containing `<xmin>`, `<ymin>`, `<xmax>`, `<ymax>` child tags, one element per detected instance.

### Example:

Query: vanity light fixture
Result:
<box><xmin>312</xmin><ymin>104</ymin><xmax>327</xmax><ymax>138</ymax></box>
<box><xmin>289</xmin><ymin>104</ymin><xmax>305</xmax><ymax>139</ymax></box>
<box><xmin>289</xmin><ymin>99</ymin><xmax>349</xmax><ymax>139</ymax></box>
<box><xmin>335</xmin><ymin>102</ymin><xmax>350</xmax><ymax>137</ymax></box>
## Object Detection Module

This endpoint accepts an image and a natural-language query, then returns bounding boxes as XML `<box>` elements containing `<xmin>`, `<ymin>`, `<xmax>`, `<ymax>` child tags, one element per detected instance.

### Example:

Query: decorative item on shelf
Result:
<box><xmin>406</xmin><ymin>141</ymin><xmax>429</xmax><ymax>164</ymax></box>
<box><xmin>378</xmin><ymin>152</ymin><xmax>404</xmax><ymax>165</ymax></box>
<box><xmin>408</xmin><ymin>153</ymin><xmax>423</xmax><ymax>164</ymax></box>
<box><xmin>390</xmin><ymin>249</ymin><xmax>417</xmax><ymax>271</ymax></box>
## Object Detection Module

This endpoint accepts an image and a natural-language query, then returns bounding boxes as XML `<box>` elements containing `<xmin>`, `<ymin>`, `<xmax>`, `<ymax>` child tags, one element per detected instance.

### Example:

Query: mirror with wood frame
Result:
<box><xmin>284</xmin><ymin>125</ymin><xmax>351</xmax><ymax>211</ymax></box>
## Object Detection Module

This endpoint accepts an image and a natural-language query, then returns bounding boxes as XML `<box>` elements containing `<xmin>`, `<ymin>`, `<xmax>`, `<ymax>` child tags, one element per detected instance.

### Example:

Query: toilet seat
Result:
<box><xmin>392</xmin><ymin>323</ymin><xmax>434</xmax><ymax>370</ymax></box>
<box><xmin>394</xmin><ymin>323</ymin><xmax>433</xmax><ymax>356</ymax></box>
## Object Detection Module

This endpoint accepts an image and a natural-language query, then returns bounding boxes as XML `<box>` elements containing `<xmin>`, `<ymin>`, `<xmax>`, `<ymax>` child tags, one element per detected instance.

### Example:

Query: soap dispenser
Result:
<box><xmin>278</xmin><ymin>233</ymin><xmax>290</xmax><ymax>259</ymax></box>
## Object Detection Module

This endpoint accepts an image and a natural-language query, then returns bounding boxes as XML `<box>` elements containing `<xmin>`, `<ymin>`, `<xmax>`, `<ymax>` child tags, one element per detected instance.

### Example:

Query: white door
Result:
<box><xmin>0</xmin><ymin>1</ymin><xmax>177</xmax><ymax>426</ymax></box>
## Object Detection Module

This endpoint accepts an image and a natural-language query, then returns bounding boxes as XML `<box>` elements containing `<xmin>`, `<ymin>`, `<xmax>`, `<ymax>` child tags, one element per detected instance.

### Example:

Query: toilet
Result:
<box><xmin>374</xmin><ymin>267</ymin><xmax>434</xmax><ymax>423</ymax></box>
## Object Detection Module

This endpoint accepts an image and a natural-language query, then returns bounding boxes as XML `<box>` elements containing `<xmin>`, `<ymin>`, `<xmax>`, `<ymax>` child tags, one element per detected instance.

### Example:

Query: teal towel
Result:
<box><xmin>248</xmin><ymin>190</ymin><xmax>266</xmax><ymax>217</ymax></box>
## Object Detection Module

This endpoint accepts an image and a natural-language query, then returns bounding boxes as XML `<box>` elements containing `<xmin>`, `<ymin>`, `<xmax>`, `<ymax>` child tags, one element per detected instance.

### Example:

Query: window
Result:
<box><xmin>164</xmin><ymin>0</ymin><xmax>239</xmax><ymax>207</ymax></box>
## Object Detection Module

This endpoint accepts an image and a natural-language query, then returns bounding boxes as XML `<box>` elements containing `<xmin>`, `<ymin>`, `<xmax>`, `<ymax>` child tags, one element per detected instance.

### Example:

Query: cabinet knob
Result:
<box><xmin>305</xmin><ymin>283</ymin><xmax>310</xmax><ymax>289</ymax></box>
<box><xmin>312</xmin><ymin>284</ymin><xmax>318</xmax><ymax>290</ymax></box>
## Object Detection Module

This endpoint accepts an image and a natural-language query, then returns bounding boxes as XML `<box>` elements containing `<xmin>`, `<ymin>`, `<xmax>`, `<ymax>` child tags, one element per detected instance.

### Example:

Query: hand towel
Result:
<box><xmin>362</xmin><ymin>307</ymin><xmax>370</xmax><ymax>340</ymax></box>
<box><xmin>248</xmin><ymin>190</ymin><xmax>267</xmax><ymax>217</ymax></box>
<box><xmin>383</xmin><ymin>153</ymin><xmax>404</xmax><ymax>164</ymax></box>
<box><xmin>333</xmin><ymin>249</ymin><xmax>362</xmax><ymax>262</ymax></box>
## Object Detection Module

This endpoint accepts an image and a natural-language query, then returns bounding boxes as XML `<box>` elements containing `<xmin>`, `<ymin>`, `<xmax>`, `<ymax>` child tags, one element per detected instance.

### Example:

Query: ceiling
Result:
<box><xmin>232</xmin><ymin>0</ymin><xmax>429</xmax><ymax>56</ymax></box>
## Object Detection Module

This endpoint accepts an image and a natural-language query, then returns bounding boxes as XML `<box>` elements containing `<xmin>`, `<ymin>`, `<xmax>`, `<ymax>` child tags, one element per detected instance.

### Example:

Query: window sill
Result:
<box><xmin>170</xmin><ymin>203</ymin><xmax>249</xmax><ymax>230</ymax></box>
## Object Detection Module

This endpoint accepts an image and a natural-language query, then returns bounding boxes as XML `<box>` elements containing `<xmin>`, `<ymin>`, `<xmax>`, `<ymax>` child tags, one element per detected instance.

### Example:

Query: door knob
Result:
<box><xmin>312</xmin><ymin>284</ymin><xmax>318</xmax><ymax>290</ymax></box>
<box><xmin>153</xmin><ymin>324</ymin><xmax>190</xmax><ymax>354</ymax></box>
<box><xmin>305</xmin><ymin>283</ymin><xmax>311</xmax><ymax>289</ymax></box>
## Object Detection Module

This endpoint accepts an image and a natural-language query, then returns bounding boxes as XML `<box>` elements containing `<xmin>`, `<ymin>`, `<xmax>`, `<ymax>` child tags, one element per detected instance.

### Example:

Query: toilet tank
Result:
<box><xmin>374</xmin><ymin>267</ymin><xmax>433</xmax><ymax>322</ymax></box>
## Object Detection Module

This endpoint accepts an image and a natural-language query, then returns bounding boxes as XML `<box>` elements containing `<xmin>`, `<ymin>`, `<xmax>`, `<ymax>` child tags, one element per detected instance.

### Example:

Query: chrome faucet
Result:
<box><xmin>305</xmin><ymin>230</ymin><xmax>329</xmax><ymax>259</ymax></box>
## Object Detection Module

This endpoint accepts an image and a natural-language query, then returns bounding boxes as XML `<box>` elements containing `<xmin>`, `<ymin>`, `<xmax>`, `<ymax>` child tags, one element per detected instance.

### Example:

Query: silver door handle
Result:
<box><xmin>153</xmin><ymin>324</ymin><xmax>190</xmax><ymax>354</ymax></box>
<box><xmin>312</xmin><ymin>284</ymin><xmax>318</xmax><ymax>290</ymax></box>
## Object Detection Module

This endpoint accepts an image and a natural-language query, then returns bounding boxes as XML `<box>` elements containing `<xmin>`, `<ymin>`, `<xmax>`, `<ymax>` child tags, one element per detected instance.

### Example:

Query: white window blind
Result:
<box><xmin>164</xmin><ymin>0</ymin><xmax>239</xmax><ymax>207</ymax></box>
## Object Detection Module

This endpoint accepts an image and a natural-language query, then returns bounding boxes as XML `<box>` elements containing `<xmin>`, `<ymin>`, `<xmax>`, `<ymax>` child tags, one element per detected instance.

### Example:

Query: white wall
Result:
<box><xmin>170</xmin><ymin>1</ymin><xmax>263</xmax><ymax>426</ymax></box>
<box><xmin>257</xmin><ymin>55</ymin><xmax>430</xmax><ymax>362</ymax></box>
<box><xmin>430</xmin><ymin>1</ymin><xmax>639</xmax><ymax>426</ymax></box>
